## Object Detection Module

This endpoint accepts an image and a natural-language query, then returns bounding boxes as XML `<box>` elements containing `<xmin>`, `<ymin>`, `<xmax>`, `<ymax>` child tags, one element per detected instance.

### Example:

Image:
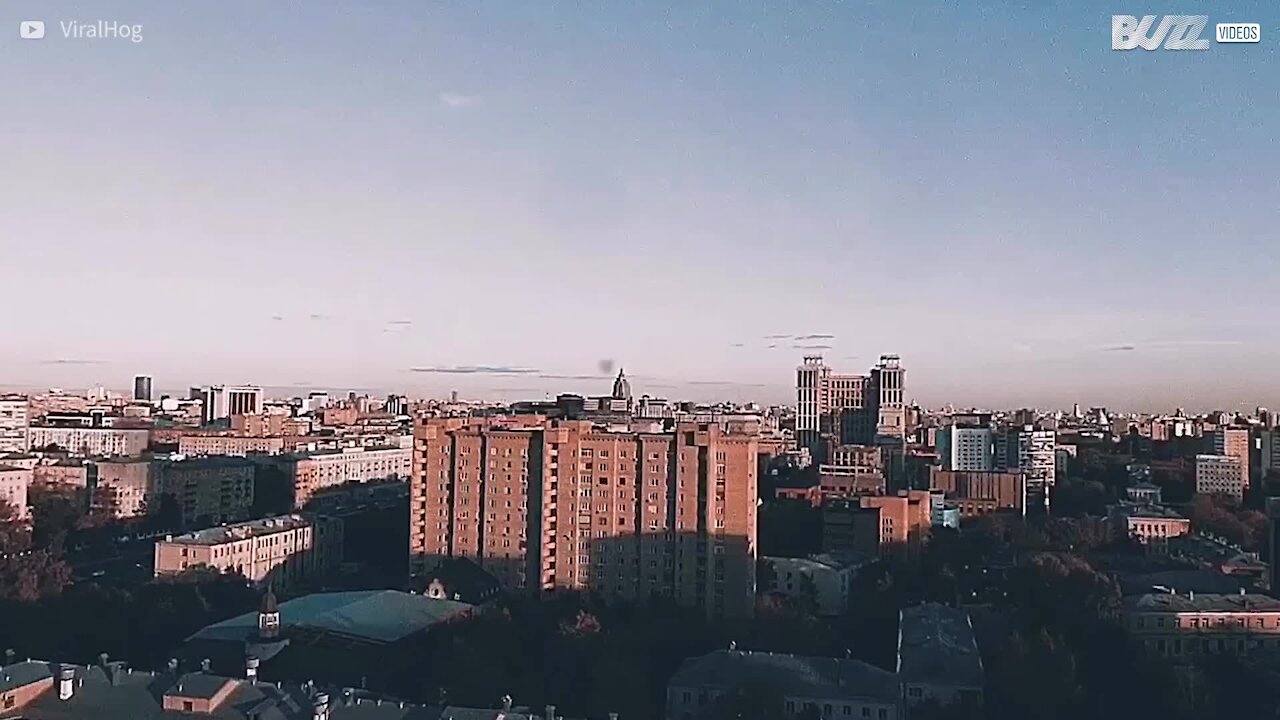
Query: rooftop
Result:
<box><xmin>1124</xmin><ymin>592</ymin><xmax>1280</xmax><ymax>613</ymax></box>
<box><xmin>668</xmin><ymin>650</ymin><xmax>898</xmax><ymax>703</ymax></box>
<box><xmin>190</xmin><ymin>590</ymin><xmax>472</xmax><ymax>645</ymax></box>
<box><xmin>896</xmin><ymin>603</ymin><xmax>984</xmax><ymax>688</ymax></box>
<box><xmin>1110</xmin><ymin>502</ymin><xmax>1185</xmax><ymax>520</ymax></box>
<box><xmin>165</xmin><ymin>515</ymin><xmax>314</xmax><ymax>545</ymax></box>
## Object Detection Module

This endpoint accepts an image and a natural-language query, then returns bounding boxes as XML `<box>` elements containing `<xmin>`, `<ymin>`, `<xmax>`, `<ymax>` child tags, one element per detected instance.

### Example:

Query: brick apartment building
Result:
<box><xmin>154</xmin><ymin>513</ymin><xmax>342</xmax><ymax>588</ymax></box>
<box><xmin>1196</xmin><ymin>454</ymin><xmax>1246</xmax><ymax>498</ymax></box>
<box><xmin>410</xmin><ymin>417</ymin><xmax>759</xmax><ymax>619</ymax></box>
<box><xmin>929</xmin><ymin>469</ymin><xmax>1027</xmax><ymax>517</ymax></box>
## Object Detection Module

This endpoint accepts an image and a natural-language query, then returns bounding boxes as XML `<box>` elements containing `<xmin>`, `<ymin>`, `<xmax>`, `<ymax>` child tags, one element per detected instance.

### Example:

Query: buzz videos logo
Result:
<box><xmin>1112</xmin><ymin>15</ymin><xmax>1260</xmax><ymax>50</ymax></box>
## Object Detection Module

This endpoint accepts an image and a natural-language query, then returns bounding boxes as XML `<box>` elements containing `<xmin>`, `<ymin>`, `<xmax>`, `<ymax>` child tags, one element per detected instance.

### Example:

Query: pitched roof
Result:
<box><xmin>669</xmin><ymin>650</ymin><xmax>898</xmax><ymax>703</ymax></box>
<box><xmin>190</xmin><ymin>591</ymin><xmax>472</xmax><ymax>645</ymax></box>
<box><xmin>896</xmin><ymin>603</ymin><xmax>984</xmax><ymax>688</ymax></box>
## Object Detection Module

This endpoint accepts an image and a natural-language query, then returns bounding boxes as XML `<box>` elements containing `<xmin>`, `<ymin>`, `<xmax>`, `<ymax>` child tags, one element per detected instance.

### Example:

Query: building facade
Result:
<box><xmin>1107</xmin><ymin>503</ymin><xmax>1191</xmax><ymax>551</ymax></box>
<box><xmin>998</xmin><ymin>427</ymin><xmax>1055</xmax><ymax>511</ymax></box>
<box><xmin>1123</xmin><ymin>592</ymin><xmax>1280</xmax><ymax>658</ymax></box>
<box><xmin>94</xmin><ymin>458</ymin><xmax>153</xmax><ymax>519</ymax></box>
<box><xmin>936</xmin><ymin>426</ymin><xmax>995</xmax><ymax>472</ymax></box>
<box><xmin>154</xmin><ymin>514</ymin><xmax>342</xmax><ymax>587</ymax></box>
<box><xmin>1208</xmin><ymin>428</ymin><xmax>1251</xmax><ymax>492</ymax></box>
<box><xmin>929</xmin><ymin>469</ymin><xmax>1026</xmax><ymax>517</ymax></box>
<box><xmin>0</xmin><ymin>395</ymin><xmax>30</xmax><ymax>453</ymax></box>
<box><xmin>0</xmin><ymin>465</ymin><xmax>32</xmax><ymax>519</ymax></box>
<box><xmin>1196</xmin><ymin>454</ymin><xmax>1246</xmax><ymax>498</ymax></box>
<box><xmin>411</xmin><ymin>418</ymin><xmax>759</xmax><ymax>619</ymax></box>
<box><xmin>761</xmin><ymin>554</ymin><xmax>867</xmax><ymax>616</ymax></box>
<box><xmin>154</xmin><ymin>457</ymin><xmax>256</xmax><ymax>525</ymax></box>
<box><xmin>822</xmin><ymin>491</ymin><xmax>932</xmax><ymax>558</ymax></box>
<box><xmin>284</xmin><ymin>446</ymin><xmax>411</xmax><ymax>506</ymax></box>
<box><xmin>178</xmin><ymin>434</ymin><xmax>287</xmax><ymax>457</ymax></box>
<box><xmin>26</xmin><ymin>427</ymin><xmax>149</xmax><ymax>457</ymax></box>
<box><xmin>198</xmin><ymin>385</ymin><xmax>265</xmax><ymax>424</ymax></box>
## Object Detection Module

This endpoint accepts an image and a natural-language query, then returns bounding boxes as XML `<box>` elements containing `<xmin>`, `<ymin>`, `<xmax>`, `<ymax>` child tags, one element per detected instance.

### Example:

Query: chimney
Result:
<box><xmin>502</xmin><ymin>694</ymin><xmax>513</xmax><ymax>711</ymax></box>
<box><xmin>58</xmin><ymin>667</ymin><xmax>75</xmax><ymax>701</ymax></box>
<box><xmin>313</xmin><ymin>692</ymin><xmax>331</xmax><ymax>720</ymax></box>
<box><xmin>609</xmin><ymin>714</ymin><xmax>619</xmax><ymax>720</ymax></box>
<box><xmin>200</xmin><ymin>659</ymin><xmax>211</xmax><ymax>673</ymax></box>
<box><xmin>167</xmin><ymin>658</ymin><xmax>179</xmax><ymax>673</ymax></box>
<box><xmin>4</xmin><ymin>649</ymin><xmax>13</xmax><ymax>666</ymax></box>
<box><xmin>1189</xmin><ymin>590</ymin><xmax>1195</xmax><ymax>601</ymax></box>
<box><xmin>97</xmin><ymin>653</ymin><xmax>109</xmax><ymax>668</ymax></box>
<box><xmin>545</xmin><ymin>705</ymin><xmax>556</xmax><ymax>720</ymax></box>
<box><xmin>246</xmin><ymin>656</ymin><xmax>259</xmax><ymax>680</ymax></box>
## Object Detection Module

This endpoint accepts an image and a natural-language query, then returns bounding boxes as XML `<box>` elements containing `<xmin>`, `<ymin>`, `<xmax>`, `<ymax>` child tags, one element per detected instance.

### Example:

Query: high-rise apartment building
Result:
<box><xmin>410</xmin><ymin>418</ymin><xmax>759</xmax><ymax>619</ymax></box>
<box><xmin>0</xmin><ymin>395</ymin><xmax>30</xmax><ymax>453</ymax></box>
<box><xmin>796</xmin><ymin>355</ymin><xmax>905</xmax><ymax>459</ymax></box>
<box><xmin>198</xmin><ymin>386</ymin><xmax>264</xmax><ymax>424</ymax></box>
<box><xmin>1208</xmin><ymin>428</ymin><xmax>1251</xmax><ymax>492</ymax></box>
<box><xmin>133</xmin><ymin>375</ymin><xmax>154</xmax><ymax>402</ymax></box>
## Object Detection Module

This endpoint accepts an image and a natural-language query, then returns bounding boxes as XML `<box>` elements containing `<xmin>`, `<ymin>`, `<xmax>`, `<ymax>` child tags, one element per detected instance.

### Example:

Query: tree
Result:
<box><xmin>0</xmin><ymin>500</ymin><xmax>72</xmax><ymax>602</ymax></box>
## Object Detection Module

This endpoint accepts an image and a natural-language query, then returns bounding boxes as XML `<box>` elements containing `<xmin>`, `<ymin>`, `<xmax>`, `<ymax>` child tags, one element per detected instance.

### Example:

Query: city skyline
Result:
<box><xmin>3</xmin><ymin>0</ymin><xmax>1277</xmax><ymax>410</ymax></box>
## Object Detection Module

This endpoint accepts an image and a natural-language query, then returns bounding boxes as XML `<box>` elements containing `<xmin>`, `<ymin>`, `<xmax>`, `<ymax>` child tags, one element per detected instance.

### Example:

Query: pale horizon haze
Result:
<box><xmin>1</xmin><ymin>1</ymin><xmax>1277</xmax><ymax>412</ymax></box>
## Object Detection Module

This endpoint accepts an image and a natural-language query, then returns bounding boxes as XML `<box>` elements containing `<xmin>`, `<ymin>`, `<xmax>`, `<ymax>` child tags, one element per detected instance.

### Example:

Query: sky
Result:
<box><xmin>1</xmin><ymin>1</ymin><xmax>1277</xmax><ymax>411</ymax></box>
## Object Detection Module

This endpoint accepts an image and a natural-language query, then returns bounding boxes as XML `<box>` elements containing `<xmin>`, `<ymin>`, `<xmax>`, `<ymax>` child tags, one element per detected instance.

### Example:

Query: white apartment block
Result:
<box><xmin>27</xmin><ymin>427</ymin><xmax>149</xmax><ymax>457</ymax></box>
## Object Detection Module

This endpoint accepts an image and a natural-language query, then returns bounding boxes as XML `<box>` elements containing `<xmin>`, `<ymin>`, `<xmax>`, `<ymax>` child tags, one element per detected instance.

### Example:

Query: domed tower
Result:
<box><xmin>257</xmin><ymin>586</ymin><xmax>280</xmax><ymax>640</ymax></box>
<box><xmin>611</xmin><ymin>368</ymin><xmax>632</xmax><ymax>401</ymax></box>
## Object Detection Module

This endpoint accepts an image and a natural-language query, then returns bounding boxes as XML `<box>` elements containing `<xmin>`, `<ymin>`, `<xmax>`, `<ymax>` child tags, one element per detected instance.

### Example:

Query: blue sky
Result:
<box><xmin>1</xmin><ymin>1</ymin><xmax>1276</xmax><ymax>410</ymax></box>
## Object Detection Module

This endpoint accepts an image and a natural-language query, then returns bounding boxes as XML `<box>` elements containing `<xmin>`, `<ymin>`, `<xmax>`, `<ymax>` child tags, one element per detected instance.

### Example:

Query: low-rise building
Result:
<box><xmin>26</xmin><ymin>427</ymin><xmax>149</xmax><ymax>457</ymax></box>
<box><xmin>0</xmin><ymin>465</ymin><xmax>32</xmax><ymax>519</ymax></box>
<box><xmin>155</xmin><ymin>514</ymin><xmax>342</xmax><ymax>587</ymax></box>
<box><xmin>762</xmin><ymin>553</ymin><xmax>871</xmax><ymax>616</ymax></box>
<box><xmin>178</xmin><ymin>434</ymin><xmax>287</xmax><ymax>457</ymax></box>
<box><xmin>33</xmin><ymin>459</ymin><xmax>89</xmax><ymax>488</ymax></box>
<box><xmin>154</xmin><ymin>457</ymin><xmax>256</xmax><ymax>526</ymax></box>
<box><xmin>284</xmin><ymin>446</ymin><xmax>411</xmax><ymax>506</ymax></box>
<box><xmin>897</xmin><ymin>603</ymin><xmax>984</xmax><ymax>709</ymax></box>
<box><xmin>1108</xmin><ymin>502</ymin><xmax>1191</xmax><ymax>551</ymax></box>
<box><xmin>1123</xmin><ymin>592</ymin><xmax>1280</xmax><ymax>658</ymax></box>
<box><xmin>1126</xmin><ymin>482</ymin><xmax>1163</xmax><ymax>504</ymax></box>
<box><xmin>667</xmin><ymin>649</ymin><xmax>901</xmax><ymax>720</ymax></box>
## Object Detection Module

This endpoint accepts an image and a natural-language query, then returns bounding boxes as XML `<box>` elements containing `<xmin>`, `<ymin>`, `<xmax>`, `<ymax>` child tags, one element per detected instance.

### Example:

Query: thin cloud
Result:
<box><xmin>1100</xmin><ymin>340</ymin><xmax>1242</xmax><ymax>353</ymax></box>
<box><xmin>730</xmin><ymin>343</ymin><xmax>746</xmax><ymax>348</ymax></box>
<box><xmin>309</xmin><ymin>314</ymin><xmax>330</xmax><ymax>322</ymax></box>
<box><xmin>767</xmin><ymin>344</ymin><xmax>779</xmax><ymax>349</ymax></box>
<box><xmin>793</xmin><ymin>344</ymin><xmax>833</xmax><ymax>350</ymax></box>
<box><xmin>40</xmin><ymin>359</ymin><xmax>107</xmax><ymax>366</ymax></box>
<box><xmin>386</xmin><ymin>320</ymin><xmax>413</xmax><ymax>326</ymax></box>
<box><xmin>763</xmin><ymin>334</ymin><xmax>792</xmax><ymax>340</ymax></box>
<box><xmin>687</xmin><ymin>380</ymin><xmax>767</xmax><ymax>388</ymax></box>
<box><xmin>409</xmin><ymin>365</ymin><xmax>539</xmax><ymax>375</ymax></box>
<box><xmin>270</xmin><ymin>315</ymin><xmax>285</xmax><ymax>322</ymax></box>
<box><xmin>537</xmin><ymin>373</ymin><xmax>610</xmax><ymax>381</ymax></box>
<box><xmin>440</xmin><ymin>92</ymin><xmax>480</xmax><ymax>108</ymax></box>
<box><xmin>794</xmin><ymin>333</ymin><xmax>836</xmax><ymax>341</ymax></box>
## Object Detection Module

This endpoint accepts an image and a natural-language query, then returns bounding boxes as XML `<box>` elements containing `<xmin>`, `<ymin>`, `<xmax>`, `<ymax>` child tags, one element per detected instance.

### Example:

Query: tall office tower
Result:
<box><xmin>199</xmin><ymin>385</ymin><xmax>265</xmax><ymax>423</ymax></box>
<box><xmin>795</xmin><ymin>354</ymin><xmax>904</xmax><ymax>459</ymax></box>
<box><xmin>386</xmin><ymin>394</ymin><xmax>410</xmax><ymax>416</ymax></box>
<box><xmin>1208</xmin><ymin>428</ymin><xmax>1251</xmax><ymax>492</ymax></box>
<box><xmin>133</xmin><ymin>375</ymin><xmax>153</xmax><ymax>402</ymax></box>
<box><xmin>937</xmin><ymin>425</ymin><xmax>996</xmax><ymax>471</ymax></box>
<box><xmin>410</xmin><ymin>418</ymin><xmax>759</xmax><ymax>619</ymax></box>
<box><xmin>996</xmin><ymin>426</ymin><xmax>1055</xmax><ymax>511</ymax></box>
<box><xmin>868</xmin><ymin>355</ymin><xmax>905</xmax><ymax>441</ymax></box>
<box><xmin>0</xmin><ymin>395</ymin><xmax>30</xmax><ymax>453</ymax></box>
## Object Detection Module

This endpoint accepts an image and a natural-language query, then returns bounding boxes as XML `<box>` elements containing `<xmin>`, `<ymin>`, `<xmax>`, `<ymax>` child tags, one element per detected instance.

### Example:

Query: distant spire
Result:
<box><xmin>611</xmin><ymin>368</ymin><xmax>632</xmax><ymax>401</ymax></box>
